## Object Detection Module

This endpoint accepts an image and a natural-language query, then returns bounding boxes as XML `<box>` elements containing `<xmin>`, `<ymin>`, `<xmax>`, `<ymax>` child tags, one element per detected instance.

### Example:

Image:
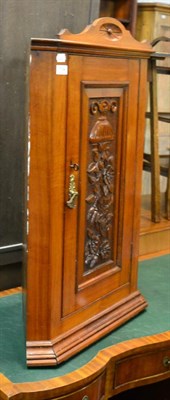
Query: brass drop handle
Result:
<box><xmin>66</xmin><ymin>174</ymin><xmax>78</xmax><ymax>209</ymax></box>
<box><xmin>163</xmin><ymin>356</ymin><xmax>170</xmax><ymax>367</ymax></box>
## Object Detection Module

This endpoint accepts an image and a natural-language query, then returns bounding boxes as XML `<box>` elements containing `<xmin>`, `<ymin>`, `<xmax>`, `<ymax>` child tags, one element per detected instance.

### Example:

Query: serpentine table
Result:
<box><xmin>0</xmin><ymin>332</ymin><xmax>170</xmax><ymax>399</ymax></box>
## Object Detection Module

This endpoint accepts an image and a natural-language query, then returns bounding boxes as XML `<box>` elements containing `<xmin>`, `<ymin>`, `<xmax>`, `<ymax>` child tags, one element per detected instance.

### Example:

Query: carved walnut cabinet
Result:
<box><xmin>25</xmin><ymin>18</ymin><xmax>152</xmax><ymax>366</ymax></box>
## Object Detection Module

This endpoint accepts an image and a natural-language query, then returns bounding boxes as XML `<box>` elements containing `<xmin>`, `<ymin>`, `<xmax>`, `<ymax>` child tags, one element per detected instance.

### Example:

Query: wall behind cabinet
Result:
<box><xmin>0</xmin><ymin>0</ymin><xmax>100</xmax><ymax>290</ymax></box>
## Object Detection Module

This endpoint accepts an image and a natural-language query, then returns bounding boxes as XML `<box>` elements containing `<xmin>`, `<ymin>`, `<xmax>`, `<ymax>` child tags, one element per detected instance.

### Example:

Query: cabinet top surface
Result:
<box><xmin>31</xmin><ymin>17</ymin><xmax>152</xmax><ymax>58</ymax></box>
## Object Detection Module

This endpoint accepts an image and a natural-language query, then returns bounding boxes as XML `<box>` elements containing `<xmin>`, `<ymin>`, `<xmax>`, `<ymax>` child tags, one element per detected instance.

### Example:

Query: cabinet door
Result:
<box><xmin>62</xmin><ymin>54</ymin><xmax>140</xmax><ymax>319</ymax></box>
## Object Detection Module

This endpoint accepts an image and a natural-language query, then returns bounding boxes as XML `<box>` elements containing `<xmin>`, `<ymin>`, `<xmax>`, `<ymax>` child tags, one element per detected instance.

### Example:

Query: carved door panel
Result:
<box><xmin>62</xmin><ymin>55</ymin><xmax>139</xmax><ymax>319</ymax></box>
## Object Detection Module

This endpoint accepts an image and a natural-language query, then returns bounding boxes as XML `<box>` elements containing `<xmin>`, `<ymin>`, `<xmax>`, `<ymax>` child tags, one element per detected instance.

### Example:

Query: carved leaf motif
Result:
<box><xmin>86</xmin><ymin>194</ymin><xmax>96</xmax><ymax>204</ymax></box>
<box><xmin>85</xmin><ymin>233</ymin><xmax>100</xmax><ymax>268</ymax></box>
<box><xmin>87</xmin><ymin>162</ymin><xmax>99</xmax><ymax>173</ymax></box>
<box><xmin>94</xmin><ymin>184</ymin><xmax>100</xmax><ymax>194</ymax></box>
<box><xmin>108</xmin><ymin>155</ymin><xmax>114</xmax><ymax>164</ymax></box>
<box><xmin>99</xmin><ymin>194</ymin><xmax>113</xmax><ymax>209</ymax></box>
<box><xmin>97</xmin><ymin>212</ymin><xmax>113</xmax><ymax>234</ymax></box>
<box><xmin>92</xmin><ymin>148</ymin><xmax>100</xmax><ymax>161</ymax></box>
<box><xmin>107</xmin><ymin>212</ymin><xmax>113</xmax><ymax>220</ymax></box>
<box><xmin>98</xmin><ymin>142</ymin><xmax>110</xmax><ymax>151</ymax></box>
<box><xmin>87</xmin><ymin>228</ymin><xmax>94</xmax><ymax>239</ymax></box>
<box><xmin>88</xmin><ymin>175</ymin><xmax>97</xmax><ymax>184</ymax></box>
<box><xmin>101</xmin><ymin>152</ymin><xmax>107</xmax><ymax>161</ymax></box>
<box><xmin>103</xmin><ymin>185</ymin><xmax>109</xmax><ymax>196</ymax></box>
<box><xmin>98</xmin><ymin>160</ymin><xmax>105</xmax><ymax>169</ymax></box>
<box><xmin>100</xmin><ymin>240</ymin><xmax>111</xmax><ymax>260</ymax></box>
<box><xmin>85</xmin><ymin>254</ymin><xmax>99</xmax><ymax>268</ymax></box>
<box><xmin>87</xmin><ymin>228</ymin><xmax>99</xmax><ymax>241</ymax></box>
<box><xmin>107</xmin><ymin>183</ymin><xmax>114</xmax><ymax>193</ymax></box>
<box><xmin>87</xmin><ymin>206</ymin><xmax>100</xmax><ymax>224</ymax></box>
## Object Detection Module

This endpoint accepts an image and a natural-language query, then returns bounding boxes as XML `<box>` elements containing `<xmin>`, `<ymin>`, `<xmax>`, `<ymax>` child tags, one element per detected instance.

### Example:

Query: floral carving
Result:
<box><xmin>90</xmin><ymin>99</ymin><xmax>117</xmax><ymax>115</ymax></box>
<box><xmin>85</xmin><ymin>141</ymin><xmax>114</xmax><ymax>270</ymax></box>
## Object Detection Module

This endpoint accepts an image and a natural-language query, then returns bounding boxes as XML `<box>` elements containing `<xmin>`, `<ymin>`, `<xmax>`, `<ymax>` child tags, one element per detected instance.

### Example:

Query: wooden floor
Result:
<box><xmin>139</xmin><ymin>195</ymin><xmax>170</xmax><ymax>259</ymax></box>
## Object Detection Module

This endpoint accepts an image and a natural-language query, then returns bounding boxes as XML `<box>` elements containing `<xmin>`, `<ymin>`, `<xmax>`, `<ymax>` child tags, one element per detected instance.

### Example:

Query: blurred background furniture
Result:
<box><xmin>99</xmin><ymin>0</ymin><xmax>137</xmax><ymax>35</ymax></box>
<box><xmin>137</xmin><ymin>2</ymin><xmax>170</xmax><ymax>258</ymax></box>
<box><xmin>143</xmin><ymin>36</ymin><xmax>170</xmax><ymax>222</ymax></box>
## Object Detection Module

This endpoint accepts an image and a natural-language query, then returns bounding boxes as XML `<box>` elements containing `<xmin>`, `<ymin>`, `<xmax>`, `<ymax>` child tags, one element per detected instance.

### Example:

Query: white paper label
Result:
<box><xmin>56</xmin><ymin>65</ymin><xmax>68</xmax><ymax>75</ymax></box>
<box><xmin>56</xmin><ymin>53</ymin><xmax>67</xmax><ymax>62</ymax></box>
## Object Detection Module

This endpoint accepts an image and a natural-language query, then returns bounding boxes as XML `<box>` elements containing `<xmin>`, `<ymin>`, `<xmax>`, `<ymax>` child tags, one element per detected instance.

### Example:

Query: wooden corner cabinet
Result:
<box><xmin>25</xmin><ymin>17</ymin><xmax>152</xmax><ymax>367</ymax></box>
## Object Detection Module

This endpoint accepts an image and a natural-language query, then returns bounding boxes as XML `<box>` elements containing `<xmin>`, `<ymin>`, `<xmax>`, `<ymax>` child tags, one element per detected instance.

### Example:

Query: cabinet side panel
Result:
<box><xmin>49</xmin><ymin>54</ymin><xmax>68</xmax><ymax>338</ymax></box>
<box><xmin>27</xmin><ymin>51</ymin><xmax>55</xmax><ymax>340</ymax></box>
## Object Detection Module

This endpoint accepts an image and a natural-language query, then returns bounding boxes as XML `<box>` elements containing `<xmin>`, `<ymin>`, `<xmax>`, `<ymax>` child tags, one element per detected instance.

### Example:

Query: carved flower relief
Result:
<box><xmin>85</xmin><ymin>230</ymin><xmax>100</xmax><ymax>269</ymax></box>
<box><xmin>103</xmin><ymin>164</ymin><xmax>114</xmax><ymax>195</ymax></box>
<box><xmin>96</xmin><ymin>211</ymin><xmax>113</xmax><ymax>237</ymax></box>
<box><xmin>100</xmin><ymin>240</ymin><xmax>111</xmax><ymax>259</ymax></box>
<box><xmin>85</xmin><ymin>141</ymin><xmax>114</xmax><ymax>270</ymax></box>
<box><xmin>86</xmin><ymin>203</ymin><xmax>113</xmax><ymax>236</ymax></box>
<box><xmin>87</xmin><ymin>142</ymin><xmax>114</xmax><ymax>198</ymax></box>
<box><xmin>85</xmin><ymin>229</ymin><xmax>111</xmax><ymax>269</ymax></box>
<box><xmin>90</xmin><ymin>99</ymin><xmax>117</xmax><ymax>115</ymax></box>
<box><xmin>92</xmin><ymin>141</ymin><xmax>112</xmax><ymax>160</ymax></box>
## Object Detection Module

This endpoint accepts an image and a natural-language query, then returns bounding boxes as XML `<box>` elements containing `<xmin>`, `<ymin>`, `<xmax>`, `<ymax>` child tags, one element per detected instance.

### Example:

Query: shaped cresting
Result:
<box><xmin>57</xmin><ymin>17</ymin><xmax>151</xmax><ymax>52</ymax></box>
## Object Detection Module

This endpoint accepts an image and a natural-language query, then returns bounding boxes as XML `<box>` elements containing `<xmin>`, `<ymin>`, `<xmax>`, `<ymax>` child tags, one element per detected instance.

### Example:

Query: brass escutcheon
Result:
<box><xmin>66</xmin><ymin>174</ymin><xmax>78</xmax><ymax>209</ymax></box>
